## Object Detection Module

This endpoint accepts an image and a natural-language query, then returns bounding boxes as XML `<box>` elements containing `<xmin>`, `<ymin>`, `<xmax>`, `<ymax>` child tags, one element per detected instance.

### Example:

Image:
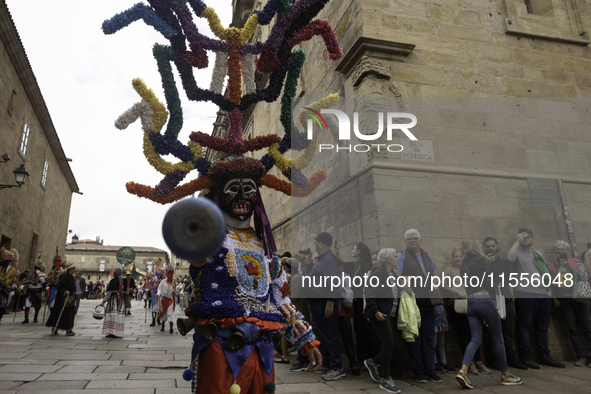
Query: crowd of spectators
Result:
<box><xmin>275</xmin><ymin>227</ymin><xmax>591</xmax><ymax>392</ymax></box>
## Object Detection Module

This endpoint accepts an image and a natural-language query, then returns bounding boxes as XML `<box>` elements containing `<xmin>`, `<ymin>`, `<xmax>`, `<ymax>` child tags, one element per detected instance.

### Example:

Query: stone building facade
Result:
<box><xmin>64</xmin><ymin>238</ymin><xmax>189</xmax><ymax>282</ymax></box>
<box><xmin>217</xmin><ymin>0</ymin><xmax>591</xmax><ymax>362</ymax></box>
<box><xmin>0</xmin><ymin>1</ymin><xmax>79</xmax><ymax>271</ymax></box>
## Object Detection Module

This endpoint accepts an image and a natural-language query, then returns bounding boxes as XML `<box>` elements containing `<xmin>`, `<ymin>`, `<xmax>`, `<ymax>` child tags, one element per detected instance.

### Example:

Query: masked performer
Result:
<box><xmin>102</xmin><ymin>268</ymin><xmax>126</xmax><ymax>338</ymax></box>
<box><xmin>46</xmin><ymin>248</ymin><xmax>64</xmax><ymax>309</ymax></box>
<box><xmin>157</xmin><ymin>264</ymin><xmax>176</xmax><ymax>333</ymax></box>
<box><xmin>150</xmin><ymin>267</ymin><xmax>164</xmax><ymax>326</ymax></box>
<box><xmin>143</xmin><ymin>271</ymin><xmax>154</xmax><ymax>309</ymax></box>
<box><xmin>24</xmin><ymin>257</ymin><xmax>47</xmax><ymax>323</ymax></box>
<box><xmin>0</xmin><ymin>247</ymin><xmax>19</xmax><ymax>325</ymax></box>
<box><xmin>102</xmin><ymin>0</ymin><xmax>343</xmax><ymax>391</ymax></box>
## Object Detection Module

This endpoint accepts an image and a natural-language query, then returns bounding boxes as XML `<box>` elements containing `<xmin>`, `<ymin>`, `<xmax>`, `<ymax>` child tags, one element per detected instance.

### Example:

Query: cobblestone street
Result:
<box><xmin>0</xmin><ymin>300</ymin><xmax>589</xmax><ymax>394</ymax></box>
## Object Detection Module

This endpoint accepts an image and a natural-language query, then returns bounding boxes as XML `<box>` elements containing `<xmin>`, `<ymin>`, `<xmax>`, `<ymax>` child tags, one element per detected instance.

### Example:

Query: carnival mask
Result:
<box><xmin>219</xmin><ymin>178</ymin><xmax>257</xmax><ymax>221</ymax></box>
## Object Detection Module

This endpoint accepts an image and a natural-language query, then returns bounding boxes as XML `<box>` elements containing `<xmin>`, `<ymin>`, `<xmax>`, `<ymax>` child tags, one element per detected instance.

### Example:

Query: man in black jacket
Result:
<box><xmin>122</xmin><ymin>270</ymin><xmax>136</xmax><ymax>316</ymax></box>
<box><xmin>306</xmin><ymin>232</ymin><xmax>344</xmax><ymax>381</ymax></box>
<box><xmin>394</xmin><ymin>229</ymin><xmax>441</xmax><ymax>384</ymax></box>
<box><xmin>74</xmin><ymin>272</ymin><xmax>86</xmax><ymax>315</ymax></box>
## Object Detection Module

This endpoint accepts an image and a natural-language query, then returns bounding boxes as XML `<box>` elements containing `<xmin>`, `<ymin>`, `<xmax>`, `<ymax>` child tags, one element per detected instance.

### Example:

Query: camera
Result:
<box><xmin>299</xmin><ymin>248</ymin><xmax>311</xmax><ymax>255</ymax></box>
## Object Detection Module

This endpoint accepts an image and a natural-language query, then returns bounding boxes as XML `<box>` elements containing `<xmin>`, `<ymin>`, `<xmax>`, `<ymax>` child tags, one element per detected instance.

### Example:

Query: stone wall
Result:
<box><xmin>230</xmin><ymin>0</ymin><xmax>591</xmax><ymax>362</ymax></box>
<box><xmin>0</xmin><ymin>6</ymin><xmax>77</xmax><ymax>271</ymax></box>
<box><xmin>64</xmin><ymin>245</ymin><xmax>175</xmax><ymax>282</ymax></box>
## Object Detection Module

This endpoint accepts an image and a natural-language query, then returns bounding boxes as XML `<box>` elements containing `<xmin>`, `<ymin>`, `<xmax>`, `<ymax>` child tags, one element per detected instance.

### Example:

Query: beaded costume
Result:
<box><xmin>102</xmin><ymin>0</ymin><xmax>342</xmax><ymax>392</ymax></box>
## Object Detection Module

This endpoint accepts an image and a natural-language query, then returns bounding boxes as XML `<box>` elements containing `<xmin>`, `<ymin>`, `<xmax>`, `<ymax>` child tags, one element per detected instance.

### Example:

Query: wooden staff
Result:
<box><xmin>155</xmin><ymin>293</ymin><xmax>160</xmax><ymax>333</ymax></box>
<box><xmin>52</xmin><ymin>294</ymin><xmax>69</xmax><ymax>336</ymax></box>
<box><xmin>42</xmin><ymin>288</ymin><xmax>48</xmax><ymax>322</ymax></box>
<box><xmin>144</xmin><ymin>292</ymin><xmax>147</xmax><ymax>323</ymax></box>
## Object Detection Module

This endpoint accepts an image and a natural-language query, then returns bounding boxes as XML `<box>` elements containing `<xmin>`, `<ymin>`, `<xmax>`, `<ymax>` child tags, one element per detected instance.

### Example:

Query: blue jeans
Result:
<box><xmin>309</xmin><ymin>299</ymin><xmax>342</xmax><ymax>370</ymax></box>
<box><xmin>514</xmin><ymin>295</ymin><xmax>551</xmax><ymax>354</ymax></box>
<box><xmin>462</xmin><ymin>297</ymin><xmax>508</xmax><ymax>371</ymax></box>
<box><xmin>406</xmin><ymin>305</ymin><xmax>436</xmax><ymax>376</ymax></box>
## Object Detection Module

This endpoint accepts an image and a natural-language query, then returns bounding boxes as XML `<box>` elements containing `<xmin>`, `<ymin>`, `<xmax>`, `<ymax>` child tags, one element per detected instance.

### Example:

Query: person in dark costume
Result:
<box><xmin>46</xmin><ymin>261</ymin><xmax>77</xmax><ymax>336</ymax></box>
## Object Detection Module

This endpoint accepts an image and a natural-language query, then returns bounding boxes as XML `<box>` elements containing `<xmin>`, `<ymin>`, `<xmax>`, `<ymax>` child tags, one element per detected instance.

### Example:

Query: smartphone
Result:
<box><xmin>587</xmin><ymin>242</ymin><xmax>591</xmax><ymax>250</ymax></box>
<box><xmin>518</xmin><ymin>228</ymin><xmax>528</xmax><ymax>234</ymax></box>
<box><xmin>560</xmin><ymin>253</ymin><xmax>568</xmax><ymax>261</ymax></box>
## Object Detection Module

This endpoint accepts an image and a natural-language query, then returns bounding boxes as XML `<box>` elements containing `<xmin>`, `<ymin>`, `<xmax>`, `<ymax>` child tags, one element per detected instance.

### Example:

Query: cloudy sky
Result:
<box><xmin>6</xmin><ymin>0</ymin><xmax>232</xmax><ymax>253</ymax></box>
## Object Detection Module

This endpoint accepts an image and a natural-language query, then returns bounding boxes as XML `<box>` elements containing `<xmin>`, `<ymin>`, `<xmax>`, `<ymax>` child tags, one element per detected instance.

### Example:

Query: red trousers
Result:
<box><xmin>196</xmin><ymin>340</ymin><xmax>274</xmax><ymax>394</ymax></box>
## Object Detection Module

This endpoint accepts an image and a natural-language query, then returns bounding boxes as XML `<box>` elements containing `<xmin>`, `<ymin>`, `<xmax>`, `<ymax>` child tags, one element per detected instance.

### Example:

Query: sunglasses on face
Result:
<box><xmin>406</xmin><ymin>237</ymin><xmax>420</xmax><ymax>241</ymax></box>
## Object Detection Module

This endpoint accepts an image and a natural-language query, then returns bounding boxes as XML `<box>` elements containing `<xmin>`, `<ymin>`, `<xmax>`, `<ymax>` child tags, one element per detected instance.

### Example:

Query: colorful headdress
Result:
<box><xmin>165</xmin><ymin>264</ymin><xmax>175</xmax><ymax>274</ymax></box>
<box><xmin>155</xmin><ymin>267</ymin><xmax>166</xmax><ymax>279</ymax></box>
<box><xmin>1</xmin><ymin>248</ymin><xmax>14</xmax><ymax>262</ymax></box>
<box><xmin>35</xmin><ymin>253</ymin><xmax>46</xmax><ymax>272</ymax></box>
<box><xmin>103</xmin><ymin>0</ymin><xmax>343</xmax><ymax>205</ymax></box>
<box><xmin>53</xmin><ymin>246</ymin><xmax>62</xmax><ymax>270</ymax></box>
<box><xmin>10</xmin><ymin>248</ymin><xmax>19</xmax><ymax>268</ymax></box>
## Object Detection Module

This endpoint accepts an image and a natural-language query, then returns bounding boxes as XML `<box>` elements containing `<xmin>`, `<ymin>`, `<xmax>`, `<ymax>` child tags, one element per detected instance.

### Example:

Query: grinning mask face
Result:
<box><xmin>219</xmin><ymin>178</ymin><xmax>257</xmax><ymax>221</ymax></box>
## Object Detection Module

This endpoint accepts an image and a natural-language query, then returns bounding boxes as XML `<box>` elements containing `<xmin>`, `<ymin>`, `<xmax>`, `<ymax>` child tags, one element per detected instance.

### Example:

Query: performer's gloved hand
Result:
<box><xmin>305</xmin><ymin>347</ymin><xmax>322</xmax><ymax>373</ymax></box>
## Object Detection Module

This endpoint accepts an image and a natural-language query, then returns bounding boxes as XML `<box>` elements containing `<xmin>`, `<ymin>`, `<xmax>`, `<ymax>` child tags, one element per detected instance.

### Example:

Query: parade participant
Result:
<box><xmin>157</xmin><ymin>265</ymin><xmax>176</xmax><ymax>333</ymax></box>
<box><xmin>143</xmin><ymin>272</ymin><xmax>154</xmax><ymax>309</ymax></box>
<box><xmin>20</xmin><ymin>269</ymin><xmax>39</xmax><ymax>324</ymax></box>
<box><xmin>46</xmin><ymin>248</ymin><xmax>64</xmax><ymax>309</ymax></box>
<box><xmin>102</xmin><ymin>0</ymin><xmax>343</xmax><ymax>391</ymax></box>
<box><xmin>26</xmin><ymin>257</ymin><xmax>47</xmax><ymax>323</ymax></box>
<box><xmin>122</xmin><ymin>270</ymin><xmax>137</xmax><ymax>316</ymax></box>
<box><xmin>0</xmin><ymin>247</ymin><xmax>19</xmax><ymax>325</ymax></box>
<box><xmin>178</xmin><ymin>278</ymin><xmax>192</xmax><ymax>311</ymax></box>
<box><xmin>46</xmin><ymin>261</ymin><xmax>77</xmax><ymax>336</ymax></box>
<box><xmin>150</xmin><ymin>267</ymin><xmax>164</xmax><ymax>327</ymax></box>
<box><xmin>102</xmin><ymin>268</ymin><xmax>126</xmax><ymax>338</ymax></box>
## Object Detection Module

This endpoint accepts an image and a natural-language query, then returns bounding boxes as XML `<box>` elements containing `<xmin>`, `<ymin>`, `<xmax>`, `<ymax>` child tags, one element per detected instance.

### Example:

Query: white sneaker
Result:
<box><xmin>501</xmin><ymin>373</ymin><xmax>523</xmax><ymax>386</ymax></box>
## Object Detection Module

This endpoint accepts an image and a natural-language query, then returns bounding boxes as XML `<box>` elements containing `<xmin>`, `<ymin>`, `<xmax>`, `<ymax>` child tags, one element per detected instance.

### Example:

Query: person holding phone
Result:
<box><xmin>506</xmin><ymin>228</ymin><xmax>564</xmax><ymax>369</ymax></box>
<box><xmin>549</xmin><ymin>240</ymin><xmax>591</xmax><ymax>367</ymax></box>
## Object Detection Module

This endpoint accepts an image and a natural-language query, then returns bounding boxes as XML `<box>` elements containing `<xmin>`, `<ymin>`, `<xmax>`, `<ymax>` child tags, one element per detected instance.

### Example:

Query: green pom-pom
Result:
<box><xmin>230</xmin><ymin>383</ymin><xmax>241</xmax><ymax>394</ymax></box>
<box><xmin>264</xmin><ymin>382</ymin><xmax>276</xmax><ymax>393</ymax></box>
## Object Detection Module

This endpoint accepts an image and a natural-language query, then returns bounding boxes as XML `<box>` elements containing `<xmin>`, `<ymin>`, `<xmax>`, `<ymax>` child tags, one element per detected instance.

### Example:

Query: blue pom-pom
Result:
<box><xmin>182</xmin><ymin>368</ymin><xmax>195</xmax><ymax>381</ymax></box>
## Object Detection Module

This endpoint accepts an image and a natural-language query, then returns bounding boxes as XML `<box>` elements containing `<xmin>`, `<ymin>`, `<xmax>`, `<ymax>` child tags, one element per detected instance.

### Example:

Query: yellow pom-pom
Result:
<box><xmin>230</xmin><ymin>383</ymin><xmax>241</xmax><ymax>394</ymax></box>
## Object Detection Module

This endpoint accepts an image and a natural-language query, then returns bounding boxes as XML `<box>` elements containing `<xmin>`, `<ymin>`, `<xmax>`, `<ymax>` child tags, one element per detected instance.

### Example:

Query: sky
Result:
<box><xmin>6</xmin><ymin>0</ymin><xmax>233</xmax><ymax>253</ymax></box>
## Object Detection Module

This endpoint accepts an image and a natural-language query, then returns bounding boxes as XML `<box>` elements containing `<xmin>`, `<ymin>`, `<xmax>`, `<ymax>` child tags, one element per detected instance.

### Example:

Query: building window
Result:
<box><xmin>99</xmin><ymin>261</ymin><xmax>105</xmax><ymax>272</ymax></box>
<box><xmin>19</xmin><ymin>121</ymin><xmax>30</xmax><ymax>156</ymax></box>
<box><xmin>524</xmin><ymin>0</ymin><xmax>554</xmax><ymax>16</ymax></box>
<box><xmin>147</xmin><ymin>262</ymin><xmax>153</xmax><ymax>272</ymax></box>
<box><xmin>81</xmin><ymin>256</ymin><xmax>85</xmax><ymax>262</ymax></box>
<box><xmin>41</xmin><ymin>160</ymin><xmax>49</xmax><ymax>187</ymax></box>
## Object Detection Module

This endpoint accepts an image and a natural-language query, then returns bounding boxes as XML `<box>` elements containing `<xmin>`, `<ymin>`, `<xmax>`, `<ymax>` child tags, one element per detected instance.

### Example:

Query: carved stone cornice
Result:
<box><xmin>335</xmin><ymin>36</ymin><xmax>415</xmax><ymax>80</ymax></box>
<box><xmin>350</xmin><ymin>56</ymin><xmax>392</xmax><ymax>88</ymax></box>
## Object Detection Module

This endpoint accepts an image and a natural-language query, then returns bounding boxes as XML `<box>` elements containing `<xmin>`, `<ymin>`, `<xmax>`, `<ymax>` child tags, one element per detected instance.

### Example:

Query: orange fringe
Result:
<box><xmin>258</xmin><ymin>169</ymin><xmax>327</xmax><ymax>197</ymax></box>
<box><xmin>196</xmin><ymin>316</ymin><xmax>284</xmax><ymax>331</ymax></box>
<box><xmin>126</xmin><ymin>176</ymin><xmax>216</xmax><ymax>205</ymax></box>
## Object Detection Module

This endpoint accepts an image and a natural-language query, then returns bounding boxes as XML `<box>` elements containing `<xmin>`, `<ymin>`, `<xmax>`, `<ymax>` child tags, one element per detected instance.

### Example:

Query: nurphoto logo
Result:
<box><xmin>305</xmin><ymin>109</ymin><xmax>418</xmax><ymax>153</ymax></box>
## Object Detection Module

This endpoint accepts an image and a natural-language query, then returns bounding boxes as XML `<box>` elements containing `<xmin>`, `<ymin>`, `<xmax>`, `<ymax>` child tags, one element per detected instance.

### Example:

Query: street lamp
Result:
<box><xmin>0</xmin><ymin>164</ymin><xmax>30</xmax><ymax>190</ymax></box>
<box><xmin>72</xmin><ymin>234</ymin><xmax>79</xmax><ymax>244</ymax></box>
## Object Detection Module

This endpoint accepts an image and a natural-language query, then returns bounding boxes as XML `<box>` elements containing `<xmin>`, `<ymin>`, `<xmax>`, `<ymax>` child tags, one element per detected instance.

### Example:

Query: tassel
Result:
<box><xmin>229</xmin><ymin>380</ymin><xmax>241</xmax><ymax>394</ymax></box>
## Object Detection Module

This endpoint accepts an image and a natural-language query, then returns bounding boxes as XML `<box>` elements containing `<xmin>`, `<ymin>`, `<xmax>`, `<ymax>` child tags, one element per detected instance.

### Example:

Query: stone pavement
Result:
<box><xmin>0</xmin><ymin>299</ymin><xmax>589</xmax><ymax>394</ymax></box>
